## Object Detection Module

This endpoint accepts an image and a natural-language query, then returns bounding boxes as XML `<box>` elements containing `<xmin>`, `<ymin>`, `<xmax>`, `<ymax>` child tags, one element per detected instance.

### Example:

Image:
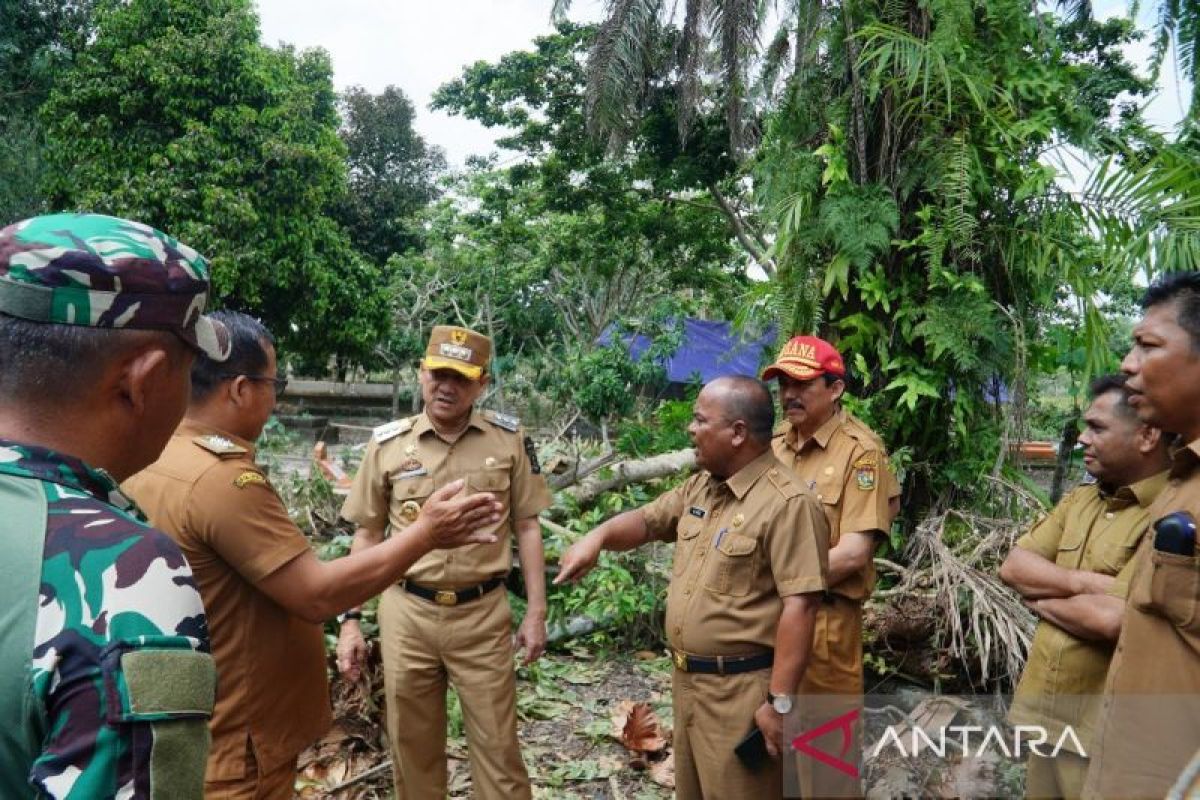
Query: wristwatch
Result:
<box><xmin>338</xmin><ymin>610</ymin><xmax>363</xmax><ymax>624</ymax></box>
<box><xmin>768</xmin><ymin>692</ymin><xmax>793</xmax><ymax>715</ymax></box>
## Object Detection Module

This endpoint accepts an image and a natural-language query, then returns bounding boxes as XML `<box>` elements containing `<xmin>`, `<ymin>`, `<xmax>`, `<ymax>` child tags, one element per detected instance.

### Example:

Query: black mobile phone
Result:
<box><xmin>734</xmin><ymin>725</ymin><xmax>770</xmax><ymax>770</ymax></box>
<box><xmin>1153</xmin><ymin>512</ymin><xmax>1197</xmax><ymax>557</ymax></box>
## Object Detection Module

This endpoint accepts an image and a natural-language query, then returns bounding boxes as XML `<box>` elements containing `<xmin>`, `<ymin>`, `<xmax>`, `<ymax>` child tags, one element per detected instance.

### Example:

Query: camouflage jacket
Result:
<box><xmin>0</xmin><ymin>440</ymin><xmax>214</xmax><ymax>798</ymax></box>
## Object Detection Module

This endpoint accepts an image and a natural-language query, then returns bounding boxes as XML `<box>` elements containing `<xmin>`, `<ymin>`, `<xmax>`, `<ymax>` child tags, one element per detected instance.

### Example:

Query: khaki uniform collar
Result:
<box><xmin>178</xmin><ymin>418</ymin><xmax>256</xmax><ymax>459</ymax></box>
<box><xmin>717</xmin><ymin>449</ymin><xmax>778</xmax><ymax>500</ymax></box>
<box><xmin>413</xmin><ymin>408</ymin><xmax>487</xmax><ymax>440</ymax></box>
<box><xmin>784</xmin><ymin>408</ymin><xmax>845</xmax><ymax>452</ymax></box>
<box><xmin>1102</xmin><ymin>470</ymin><xmax>1170</xmax><ymax>511</ymax></box>
<box><xmin>1168</xmin><ymin>437</ymin><xmax>1200</xmax><ymax>480</ymax></box>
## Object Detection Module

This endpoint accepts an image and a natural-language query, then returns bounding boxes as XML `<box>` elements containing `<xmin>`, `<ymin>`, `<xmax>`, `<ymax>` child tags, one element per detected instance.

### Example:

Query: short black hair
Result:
<box><xmin>712</xmin><ymin>375</ymin><xmax>776</xmax><ymax>443</ymax></box>
<box><xmin>191</xmin><ymin>311</ymin><xmax>275</xmax><ymax>402</ymax></box>
<box><xmin>1142</xmin><ymin>271</ymin><xmax>1200</xmax><ymax>351</ymax></box>
<box><xmin>1088</xmin><ymin>373</ymin><xmax>1136</xmax><ymax>420</ymax></box>
<box><xmin>0</xmin><ymin>313</ymin><xmax>177</xmax><ymax>406</ymax></box>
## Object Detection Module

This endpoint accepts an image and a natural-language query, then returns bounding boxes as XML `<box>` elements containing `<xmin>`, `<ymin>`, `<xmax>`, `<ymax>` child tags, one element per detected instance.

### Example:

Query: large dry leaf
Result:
<box><xmin>610</xmin><ymin>700</ymin><xmax>668</xmax><ymax>753</ymax></box>
<box><xmin>649</xmin><ymin>751</ymin><xmax>675</xmax><ymax>789</ymax></box>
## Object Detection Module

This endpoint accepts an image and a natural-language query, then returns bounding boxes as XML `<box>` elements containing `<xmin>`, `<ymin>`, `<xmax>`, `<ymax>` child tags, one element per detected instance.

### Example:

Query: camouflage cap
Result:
<box><xmin>0</xmin><ymin>213</ymin><xmax>230</xmax><ymax>360</ymax></box>
<box><xmin>422</xmin><ymin>325</ymin><xmax>491</xmax><ymax>380</ymax></box>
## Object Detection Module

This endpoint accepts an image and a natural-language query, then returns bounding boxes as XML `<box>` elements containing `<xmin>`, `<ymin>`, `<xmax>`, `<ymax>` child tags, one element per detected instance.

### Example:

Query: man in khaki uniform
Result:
<box><xmin>124</xmin><ymin>313</ymin><xmax>501</xmax><ymax>799</ymax></box>
<box><xmin>557</xmin><ymin>376</ymin><xmax>830</xmax><ymax>800</ymax></box>
<box><xmin>1085</xmin><ymin>272</ymin><xmax>1200</xmax><ymax>799</ymax></box>
<box><xmin>337</xmin><ymin>325</ymin><xmax>552</xmax><ymax>800</ymax></box>
<box><xmin>1000</xmin><ymin>374</ymin><xmax>1170</xmax><ymax>799</ymax></box>
<box><xmin>761</xmin><ymin>335</ymin><xmax>899</xmax><ymax>797</ymax></box>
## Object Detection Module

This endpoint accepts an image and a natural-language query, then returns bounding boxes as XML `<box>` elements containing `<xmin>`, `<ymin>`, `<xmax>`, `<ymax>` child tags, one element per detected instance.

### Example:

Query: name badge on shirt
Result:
<box><xmin>395</xmin><ymin>467</ymin><xmax>429</xmax><ymax>480</ymax></box>
<box><xmin>689</xmin><ymin>506</ymin><xmax>706</xmax><ymax>519</ymax></box>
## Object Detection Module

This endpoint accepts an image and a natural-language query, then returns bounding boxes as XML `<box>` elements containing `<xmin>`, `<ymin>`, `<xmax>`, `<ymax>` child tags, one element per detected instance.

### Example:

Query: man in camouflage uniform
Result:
<box><xmin>0</xmin><ymin>213</ymin><xmax>230</xmax><ymax>798</ymax></box>
<box><xmin>337</xmin><ymin>325</ymin><xmax>552</xmax><ymax>800</ymax></box>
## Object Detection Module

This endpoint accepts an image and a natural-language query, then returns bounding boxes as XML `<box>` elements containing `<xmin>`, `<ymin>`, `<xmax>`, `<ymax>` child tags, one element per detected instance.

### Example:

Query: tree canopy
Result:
<box><xmin>34</xmin><ymin>0</ymin><xmax>387</xmax><ymax>365</ymax></box>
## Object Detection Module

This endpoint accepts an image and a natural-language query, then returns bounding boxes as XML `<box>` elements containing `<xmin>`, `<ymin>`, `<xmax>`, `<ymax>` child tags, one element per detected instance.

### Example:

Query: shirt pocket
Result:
<box><xmin>1135</xmin><ymin>549</ymin><xmax>1200</xmax><ymax>631</ymax></box>
<box><xmin>674</xmin><ymin>516</ymin><xmax>704</xmax><ymax>575</ymax></box>
<box><xmin>468</xmin><ymin>467</ymin><xmax>511</xmax><ymax>507</ymax></box>
<box><xmin>1096</xmin><ymin>526</ymin><xmax>1145</xmax><ymax>574</ymax></box>
<box><xmin>390</xmin><ymin>475</ymin><xmax>435</xmax><ymax>513</ymax></box>
<box><xmin>1054</xmin><ymin>525</ymin><xmax>1086</xmax><ymax>567</ymax></box>
<box><xmin>705</xmin><ymin>531</ymin><xmax>759</xmax><ymax>597</ymax></box>
<box><xmin>813</xmin><ymin>474</ymin><xmax>844</xmax><ymax>542</ymax></box>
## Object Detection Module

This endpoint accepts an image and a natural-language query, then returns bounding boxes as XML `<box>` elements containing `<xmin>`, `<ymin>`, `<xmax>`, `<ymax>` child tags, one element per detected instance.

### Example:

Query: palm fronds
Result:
<box><xmin>586</xmin><ymin>0</ymin><xmax>664</xmax><ymax>151</ymax></box>
<box><xmin>897</xmin><ymin>501</ymin><xmax>1037</xmax><ymax>686</ymax></box>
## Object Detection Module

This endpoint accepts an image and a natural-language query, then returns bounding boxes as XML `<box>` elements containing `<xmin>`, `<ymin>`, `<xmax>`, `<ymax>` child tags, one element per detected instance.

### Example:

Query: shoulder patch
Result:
<box><xmin>374</xmin><ymin>417</ymin><xmax>414</xmax><ymax>444</ymax></box>
<box><xmin>765</xmin><ymin>466</ymin><xmax>803</xmax><ymax>500</ymax></box>
<box><xmin>192</xmin><ymin>435</ymin><xmax>247</xmax><ymax>458</ymax></box>
<box><xmin>484</xmin><ymin>410</ymin><xmax>520</xmax><ymax>433</ymax></box>
<box><xmin>853</xmin><ymin>460</ymin><xmax>877</xmax><ymax>491</ymax></box>
<box><xmin>234</xmin><ymin>471</ymin><xmax>267</xmax><ymax>489</ymax></box>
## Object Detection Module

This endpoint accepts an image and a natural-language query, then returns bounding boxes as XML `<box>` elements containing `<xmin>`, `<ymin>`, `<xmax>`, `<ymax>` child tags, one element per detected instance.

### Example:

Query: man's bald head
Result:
<box><xmin>702</xmin><ymin>376</ymin><xmax>776</xmax><ymax>445</ymax></box>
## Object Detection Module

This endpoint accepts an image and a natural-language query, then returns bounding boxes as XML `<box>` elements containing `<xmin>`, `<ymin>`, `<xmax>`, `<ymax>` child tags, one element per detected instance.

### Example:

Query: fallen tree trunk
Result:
<box><xmin>547</xmin><ymin>450</ymin><xmax>616</xmax><ymax>490</ymax></box>
<box><xmin>559</xmin><ymin>448</ymin><xmax>696</xmax><ymax>506</ymax></box>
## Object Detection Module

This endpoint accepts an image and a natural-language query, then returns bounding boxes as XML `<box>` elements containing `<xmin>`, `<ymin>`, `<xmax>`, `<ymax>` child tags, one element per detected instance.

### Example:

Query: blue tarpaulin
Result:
<box><xmin>600</xmin><ymin>318</ymin><xmax>777</xmax><ymax>385</ymax></box>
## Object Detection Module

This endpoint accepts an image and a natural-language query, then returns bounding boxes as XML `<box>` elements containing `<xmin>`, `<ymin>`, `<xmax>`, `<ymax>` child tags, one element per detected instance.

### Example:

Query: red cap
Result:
<box><xmin>761</xmin><ymin>335</ymin><xmax>846</xmax><ymax>382</ymax></box>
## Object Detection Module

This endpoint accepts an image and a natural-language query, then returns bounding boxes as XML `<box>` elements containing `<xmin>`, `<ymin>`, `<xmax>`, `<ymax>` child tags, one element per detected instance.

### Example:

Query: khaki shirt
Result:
<box><xmin>771</xmin><ymin>409</ymin><xmax>900</xmax><ymax>600</ymax></box>
<box><xmin>341</xmin><ymin>409</ymin><xmax>552</xmax><ymax>588</ymax></box>
<box><xmin>1086</xmin><ymin>439</ymin><xmax>1200</xmax><ymax>798</ymax></box>
<box><xmin>122</xmin><ymin>420</ymin><xmax>331</xmax><ymax>780</ymax></box>
<box><xmin>641</xmin><ymin>450</ymin><xmax>830</xmax><ymax>656</ymax></box>
<box><xmin>1009</xmin><ymin>472</ymin><xmax>1167</xmax><ymax>750</ymax></box>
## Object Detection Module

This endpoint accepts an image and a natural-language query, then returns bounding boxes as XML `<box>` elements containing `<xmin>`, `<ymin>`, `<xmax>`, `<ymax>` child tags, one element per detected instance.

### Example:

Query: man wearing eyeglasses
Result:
<box><xmin>122</xmin><ymin>311</ymin><xmax>503</xmax><ymax>799</ymax></box>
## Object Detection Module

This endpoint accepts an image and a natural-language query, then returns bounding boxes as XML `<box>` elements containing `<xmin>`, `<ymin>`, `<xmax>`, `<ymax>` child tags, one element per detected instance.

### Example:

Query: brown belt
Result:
<box><xmin>671</xmin><ymin>649</ymin><xmax>774</xmax><ymax>675</ymax></box>
<box><xmin>403</xmin><ymin>577</ymin><xmax>504</xmax><ymax>607</ymax></box>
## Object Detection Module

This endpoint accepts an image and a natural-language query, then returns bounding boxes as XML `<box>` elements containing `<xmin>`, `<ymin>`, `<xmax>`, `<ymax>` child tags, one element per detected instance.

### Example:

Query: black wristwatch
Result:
<box><xmin>338</xmin><ymin>610</ymin><xmax>363</xmax><ymax>624</ymax></box>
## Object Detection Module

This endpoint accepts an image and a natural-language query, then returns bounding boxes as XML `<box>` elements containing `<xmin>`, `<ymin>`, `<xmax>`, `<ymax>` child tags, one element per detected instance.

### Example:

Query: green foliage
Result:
<box><xmin>335</xmin><ymin>85</ymin><xmax>447</xmax><ymax>265</ymax></box>
<box><xmin>422</xmin><ymin>23</ymin><xmax>747</xmax><ymax>421</ymax></box>
<box><xmin>615</xmin><ymin>395</ymin><xmax>699</xmax><ymax>458</ymax></box>
<box><xmin>0</xmin><ymin>0</ymin><xmax>103</xmax><ymax>220</ymax></box>
<box><xmin>38</xmin><ymin>0</ymin><xmax>388</xmax><ymax>366</ymax></box>
<box><xmin>545</xmin><ymin>483</ymin><xmax>678</xmax><ymax>650</ymax></box>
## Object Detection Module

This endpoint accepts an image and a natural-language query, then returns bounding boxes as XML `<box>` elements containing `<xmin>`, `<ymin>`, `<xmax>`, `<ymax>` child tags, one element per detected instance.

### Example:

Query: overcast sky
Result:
<box><xmin>253</xmin><ymin>0</ymin><xmax>1189</xmax><ymax>169</ymax></box>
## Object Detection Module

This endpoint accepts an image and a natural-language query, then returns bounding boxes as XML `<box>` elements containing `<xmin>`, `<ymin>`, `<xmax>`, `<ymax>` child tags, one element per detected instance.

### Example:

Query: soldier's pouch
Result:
<box><xmin>103</xmin><ymin>636</ymin><xmax>215</xmax><ymax>798</ymax></box>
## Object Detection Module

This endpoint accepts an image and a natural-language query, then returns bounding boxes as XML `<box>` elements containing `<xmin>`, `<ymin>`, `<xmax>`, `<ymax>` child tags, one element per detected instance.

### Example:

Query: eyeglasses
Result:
<box><xmin>221</xmin><ymin>374</ymin><xmax>289</xmax><ymax>394</ymax></box>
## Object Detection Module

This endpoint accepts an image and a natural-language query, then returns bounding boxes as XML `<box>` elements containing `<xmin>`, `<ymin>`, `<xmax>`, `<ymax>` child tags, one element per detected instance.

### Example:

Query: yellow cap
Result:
<box><xmin>421</xmin><ymin>325</ymin><xmax>491</xmax><ymax>380</ymax></box>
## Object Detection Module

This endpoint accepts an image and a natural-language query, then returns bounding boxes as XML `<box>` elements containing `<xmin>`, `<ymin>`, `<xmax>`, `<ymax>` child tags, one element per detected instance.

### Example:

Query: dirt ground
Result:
<box><xmin>297</xmin><ymin>649</ymin><xmax>677</xmax><ymax>799</ymax></box>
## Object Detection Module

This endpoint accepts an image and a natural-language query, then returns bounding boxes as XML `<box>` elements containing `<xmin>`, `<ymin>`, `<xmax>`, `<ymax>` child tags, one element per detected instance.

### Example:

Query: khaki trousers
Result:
<box><xmin>796</xmin><ymin>596</ymin><xmax>864</xmax><ymax>799</ymax></box>
<box><xmin>204</xmin><ymin>740</ymin><xmax>295</xmax><ymax>800</ymax></box>
<box><xmin>379</xmin><ymin>584</ymin><xmax>529</xmax><ymax>800</ymax></box>
<box><xmin>673</xmin><ymin>667</ymin><xmax>782</xmax><ymax>800</ymax></box>
<box><xmin>1025</xmin><ymin>750</ymin><xmax>1088</xmax><ymax>800</ymax></box>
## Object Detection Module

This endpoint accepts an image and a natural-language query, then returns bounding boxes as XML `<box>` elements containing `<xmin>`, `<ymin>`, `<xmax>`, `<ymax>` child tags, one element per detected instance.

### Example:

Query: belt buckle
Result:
<box><xmin>434</xmin><ymin>590</ymin><xmax>458</xmax><ymax>606</ymax></box>
<box><xmin>673</xmin><ymin>650</ymin><xmax>688</xmax><ymax>672</ymax></box>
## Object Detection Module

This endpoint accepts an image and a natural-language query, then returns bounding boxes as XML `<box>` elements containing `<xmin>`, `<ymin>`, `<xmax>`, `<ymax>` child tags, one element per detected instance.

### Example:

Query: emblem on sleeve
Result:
<box><xmin>854</xmin><ymin>460</ymin><xmax>883</xmax><ymax>491</ymax></box>
<box><xmin>234</xmin><ymin>471</ymin><xmax>266</xmax><ymax>489</ymax></box>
